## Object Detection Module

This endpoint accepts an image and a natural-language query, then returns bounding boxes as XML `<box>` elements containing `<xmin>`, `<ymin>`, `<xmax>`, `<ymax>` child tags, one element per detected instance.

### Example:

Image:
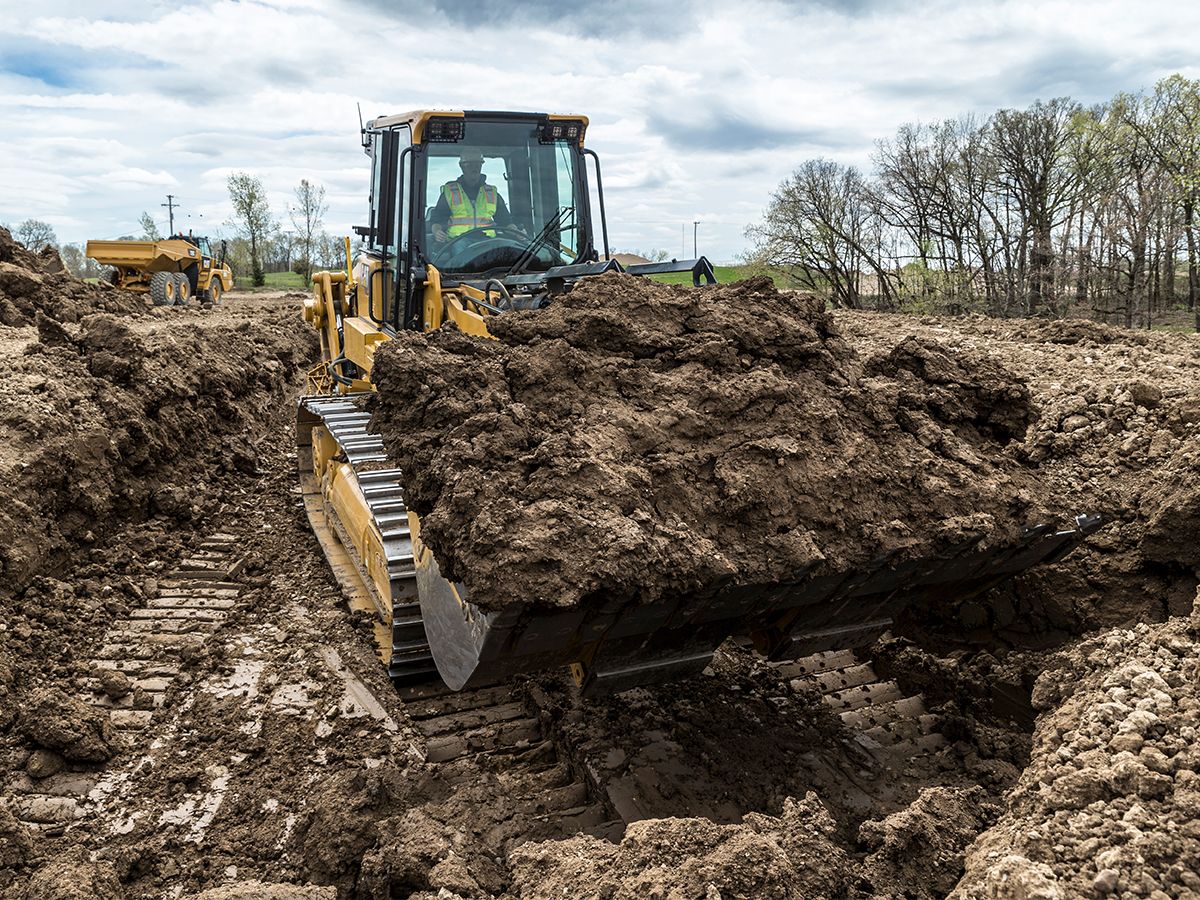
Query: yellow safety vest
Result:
<box><xmin>443</xmin><ymin>181</ymin><xmax>498</xmax><ymax>237</ymax></box>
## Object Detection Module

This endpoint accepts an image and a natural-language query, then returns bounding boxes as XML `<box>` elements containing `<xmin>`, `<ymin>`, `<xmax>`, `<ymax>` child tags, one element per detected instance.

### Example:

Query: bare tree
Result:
<box><xmin>748</xmin><ymin>160</ymin><xmax>895</xmax><ymax>308</ymax></box>
<box><xmin>138</xmin><ymin>212</ymin><xmax>161</xmax><ymax>241</ymax></box>
<box><xmin>750</xmin><ymin>75</ymin><xmax>1200</xmax><ymax>330</ymax></box>
<box><xmin>1132</xmin><ymin>75</ymin><xmax>1200</xmax><ymax>329</ymax></box>
<box><xmin>290</xmin><ymin>179</ymin><xmax>329</xmax><ymax>283</ymax></box>
<box><xmin>59</xmin><ymin>243</ymin><xmax>86</xmax><ymax>277</ymax></box>
<box><xmin>227</xmin><ymin>173</ymin><xmax>275</xmax><ymax>286</ymax></box>
<box><xmin>989</xmin><ymin>98</ymin><xmax>1081</xmax><ymax>315</ymax></box>
<box><xmin>16</xmin><ymin>219</ymin><xmax>57</xmax><ymax>252</ymax></box>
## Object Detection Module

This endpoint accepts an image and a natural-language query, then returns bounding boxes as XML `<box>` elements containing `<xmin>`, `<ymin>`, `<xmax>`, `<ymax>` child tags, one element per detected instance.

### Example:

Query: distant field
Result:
<box><xmin>651</xmin><ymin>265</ymin><xmax>755</xmax><ymax>286</ymax></box>
<box><xmin>260</xmin><ymin>271</ymin><xmax>309</xmax><ymax>290</ymax></box>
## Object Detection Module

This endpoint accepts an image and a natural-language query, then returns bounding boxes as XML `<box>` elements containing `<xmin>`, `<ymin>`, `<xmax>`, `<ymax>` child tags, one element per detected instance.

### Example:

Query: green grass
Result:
<box><xmin>229</xmin><ymin>270</ymin><xmax>310</xmax><ymax>291</ymax></box>
<box><xmin>651</xmin><ymin>264</ymin><xmax>794</xmax><ymax>288</ymax></box>
<box><xmin>260</xmin><ymin>271</ymin><xmax>309</xmax><ymax>290</ymax></box>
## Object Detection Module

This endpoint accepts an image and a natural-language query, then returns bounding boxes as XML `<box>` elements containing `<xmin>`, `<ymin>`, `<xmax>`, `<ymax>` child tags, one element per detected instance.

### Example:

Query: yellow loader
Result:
<box><xmin>298</xmin><ymin>109</ymin><xmax>1099</xmax><ymax>696</ymax></box>
<box><xmin>86</xmin><ymin>234</ymin><xmax>233</xmax><ymax>306</ymax></box>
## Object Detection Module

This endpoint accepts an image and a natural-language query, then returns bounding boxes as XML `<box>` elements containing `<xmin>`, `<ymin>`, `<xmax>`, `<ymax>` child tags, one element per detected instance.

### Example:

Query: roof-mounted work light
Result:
<box><xmin>538</xmin><ymin>120</ymin><xmax>585</xmax><ymax>144</ymax></box>
<box><xmin>424</xmin><ymin>117</ymin><xmax>465</xmax><ymax>142</ymax></box>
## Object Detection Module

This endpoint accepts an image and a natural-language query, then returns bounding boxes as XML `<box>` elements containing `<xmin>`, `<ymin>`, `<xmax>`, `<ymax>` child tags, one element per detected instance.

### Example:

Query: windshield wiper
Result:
<box><xmin>505</xmin><ymin>206</ymin><xmax>574</xmax><ymax>279</ymax></box>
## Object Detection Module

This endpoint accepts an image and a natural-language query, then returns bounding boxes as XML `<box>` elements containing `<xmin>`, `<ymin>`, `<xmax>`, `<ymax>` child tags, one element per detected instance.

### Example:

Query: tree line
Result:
<box><xmin>748</xmin><ymin>74</ymin><xmax>1200</xmax><ymax>331</ymax></box>
<box><xmin>8</xmin><ymin>174</ymin><xmax>341</xmax><ymax>287</ymax></box>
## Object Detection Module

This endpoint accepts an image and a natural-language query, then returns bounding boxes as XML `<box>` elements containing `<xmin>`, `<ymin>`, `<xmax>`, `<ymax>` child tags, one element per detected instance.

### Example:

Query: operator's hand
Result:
<box><xmin>433</xmin><ymin>224</ymin><xmax>447</xmax><ymax>243</ymax></box>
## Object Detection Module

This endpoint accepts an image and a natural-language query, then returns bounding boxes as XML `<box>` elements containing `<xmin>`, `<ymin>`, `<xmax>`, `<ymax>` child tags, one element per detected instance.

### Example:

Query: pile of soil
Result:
<box><xmin>835</xmin><ymin>312</ymin><xmax>1200</xmax><ymax>643</ymax></box>
<box><xmin>370</xmin><ymin>274</ymin><xmax>1058</xmax><ymax>613</ymax></box>
<box><xmin>0</xmin><ymin>242</ymin><xmax>317</xmax><ymax>789</ymax></box>
<box><xmin>0</xmin><ymin>309</ymin><xmax>315</xmax><ymax>604</ymax></box>
<box><xmin>0</xmin><ymin>227</ymin><xmax>146</xmax><ymax>325</ymax></box>
<box><xmin>507</xmin><ymin>786</ymin><xmax>995</xmax><ymax>898</ymax></box>
<box><xmin>951</xmin><ymin>603</ymin><xmax>1200</xmax><ymax>898</ymax></box>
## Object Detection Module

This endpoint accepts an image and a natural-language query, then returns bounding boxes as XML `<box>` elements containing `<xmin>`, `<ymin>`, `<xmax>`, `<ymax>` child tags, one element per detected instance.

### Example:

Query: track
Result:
<box><xmin>770</xmin><ymin>649</ymin><xmax>946</xmax><ymax>758</ymax></box>
<box><xmin>5</xmin><ymin>533</ymin><xmax>245</xmax><ymax>836</ymax></box>
<box><xmin>296</xmin><ymin>395</ymin><xmax>436</xmax><ymax>684</ymax></box>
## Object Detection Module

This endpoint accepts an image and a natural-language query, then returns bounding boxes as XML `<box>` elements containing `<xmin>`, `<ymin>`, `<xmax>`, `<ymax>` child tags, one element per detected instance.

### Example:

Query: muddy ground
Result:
<box><xmin>0</xmin><ymin>244</ymin><xmax>1198</xmax><ymax>900</ymax></box>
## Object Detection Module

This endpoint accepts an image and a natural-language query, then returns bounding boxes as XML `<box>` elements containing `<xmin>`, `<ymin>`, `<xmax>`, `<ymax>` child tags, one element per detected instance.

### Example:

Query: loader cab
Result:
<box><xmin>359</xmin><ymin>110</ymin><xmax>601</xmax><ymax>332</ymax></box>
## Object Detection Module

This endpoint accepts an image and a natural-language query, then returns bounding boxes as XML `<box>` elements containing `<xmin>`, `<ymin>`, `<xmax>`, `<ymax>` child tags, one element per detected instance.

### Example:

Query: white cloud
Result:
<box><xmin>0</xmin><ymin>0</ymin><xmax>1197</xmax><ymax>260</ymax></box>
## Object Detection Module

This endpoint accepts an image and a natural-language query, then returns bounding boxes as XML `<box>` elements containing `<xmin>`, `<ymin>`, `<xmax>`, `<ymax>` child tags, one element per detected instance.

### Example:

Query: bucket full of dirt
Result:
<box><xmin>370</xmin><ymin>274</ymin><xmax>1096</xmax><ymax>692</ymax></box>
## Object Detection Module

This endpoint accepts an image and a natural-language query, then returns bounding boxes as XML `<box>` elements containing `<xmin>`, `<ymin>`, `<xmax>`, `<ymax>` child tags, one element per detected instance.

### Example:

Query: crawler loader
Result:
<box><xmin>299</xmin><ymin>109</ymin><xmax>1099</xmax><ymax>696</ymax></box>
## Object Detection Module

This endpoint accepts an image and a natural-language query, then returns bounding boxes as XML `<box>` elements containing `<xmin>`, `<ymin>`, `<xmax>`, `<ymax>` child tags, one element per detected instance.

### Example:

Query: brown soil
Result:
<box><xmin>0</xmin><ymin>227</ymin><xmax>146</xmax><ymax>325</ymax></box>
<box><xmin>369</xmin><ymin>275</ymin><xmax>1063</xmax><ymax>613</ymax></box>
<box><xmin>1</xmin><ymin>244</ymin><xmax>1198</xmax><ymax>900</ymax></box>
<box><xmin>833</xmin><ymin>312</ymin><xmax>1200</xmax><ymax>646</ymax></box>
<box><xmin>952</xmin><ymin>604</ymin><xmax>1200</xmax><ymax>898</ymax></box>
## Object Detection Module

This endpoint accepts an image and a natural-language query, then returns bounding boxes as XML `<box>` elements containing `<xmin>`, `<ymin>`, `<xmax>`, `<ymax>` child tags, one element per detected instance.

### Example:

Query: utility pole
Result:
<box><xmin>162</xmin><ymin>194</ymin><xmax>178</xmax><ymax>235</ymax></box>
<box><xmin>693</xmin><ymin>221</ymin><xmax>699</xmax><ymax>258</ymax></box>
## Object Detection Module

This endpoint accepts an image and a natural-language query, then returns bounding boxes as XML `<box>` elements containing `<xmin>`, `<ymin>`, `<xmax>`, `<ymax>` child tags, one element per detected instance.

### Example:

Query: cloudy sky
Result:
<box><xmin>1</xmin><ymin>0</ymin><xmax>1197</xmax><ymax>263</ymax></box>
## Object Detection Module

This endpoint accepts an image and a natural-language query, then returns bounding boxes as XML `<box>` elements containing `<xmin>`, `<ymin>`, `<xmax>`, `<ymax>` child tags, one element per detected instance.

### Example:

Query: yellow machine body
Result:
<box><xmin>86</xmin><ymin>237</ymin><xmax>234</xmax><ymax>301</ymax></box>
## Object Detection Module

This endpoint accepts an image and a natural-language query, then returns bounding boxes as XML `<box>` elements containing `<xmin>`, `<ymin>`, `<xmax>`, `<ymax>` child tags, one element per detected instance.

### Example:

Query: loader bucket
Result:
<box><xmin>416</xmin><ymin>511</ymin><xmax>1102</xmax><ymax>695</ymax></box>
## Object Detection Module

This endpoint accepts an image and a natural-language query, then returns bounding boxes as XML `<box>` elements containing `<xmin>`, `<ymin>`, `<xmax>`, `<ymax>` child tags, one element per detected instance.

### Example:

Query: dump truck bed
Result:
<box><xmin>85</xmin><ymin>239</ymin><xmax>201</xmax><ymax>271</ymax></box>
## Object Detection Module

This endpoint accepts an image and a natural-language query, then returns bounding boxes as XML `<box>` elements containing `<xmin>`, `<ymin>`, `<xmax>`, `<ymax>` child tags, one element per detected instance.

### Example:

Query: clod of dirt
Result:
<box><xmin>80</xmin><ymin>314</ymin><xmax>146</xmax><ymax>383</ymax></box>
<box><xmin>290</xmin><ymin>766</ymin><xmax>415</xmax><ymax>889</ymax></box>
<box><xmin>22</xmin><ymin>849</ymin><xmax>124</xmax><ymax>900</ymax></box>
<box><xmin>97</xmin><ymin>668</ymin><xmax>133</xmax><ymax>700</ymax></box>
<box><xmin>1140</xmin><ymin>443</ymin><xmax>1200</xmax><ymax>568</ymax></box>
<box><xmin>358</xmin><ymin>808</ymin><xmax>506</xmax><ymax>898</ymax></box>
<box><xmin>508</xmin><ymin>792</ymin><xmax>850</xmax><ymax>898</ymax></box>
<box><xmin>371</xmin><ymin>274</ymin><xmax>1053</xmax><ymax>613</ymax></box>
<box><xmin>24</xmin><ymin>748</ymin><xmax>64</xmax><ymax>779</ymax></box>
<box><xmin>185</xmin><ymin>883</ymin><xmax>336</xmax><ymax>899</ymax></box>
<box><xmin>857</xmin><ymin>786</ymin><xmax>998</xmax><ymax>897</ymax></box>
<box><xmin>0</xmin><ymin>803</ymin><xmax>33</xmax><ymax>869</ymax></box>
<box><xmin>19</xmin><ymin>687</ymin><xmax>116</xmax><ymax>762</ymax></box>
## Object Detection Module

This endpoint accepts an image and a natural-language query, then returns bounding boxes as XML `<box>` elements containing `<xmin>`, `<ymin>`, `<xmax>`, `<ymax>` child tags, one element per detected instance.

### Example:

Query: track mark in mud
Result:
<box><xmin>4</xmin><ymin>534</ymin><xmax>244</xmax><ymax>836</ymax></box>
<box><xmin>771</xmin><ymin>649</ymin><xmax>947</xmax><ymax>759</ymax></box>
<box><xmin>399</xmin><ymin>682</ymin><xmax>617</xmax><ymax>838</ymax></box>
<box><xmin>545</xmin><ymin>648</ymin><xmax>950</xmax><ymax>829</ymax></box>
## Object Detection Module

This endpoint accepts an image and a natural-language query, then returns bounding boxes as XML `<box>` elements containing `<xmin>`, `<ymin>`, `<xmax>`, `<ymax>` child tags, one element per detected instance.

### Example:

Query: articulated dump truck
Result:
<box><xmin>298</xmin><ymin>109</ymin><xmax>1101</xmax><ymax>696</ymax></box>
<box><xmin>86</xmin><ymin>235</ymin><xmax>232</xmax><ymax>306</ymax></box>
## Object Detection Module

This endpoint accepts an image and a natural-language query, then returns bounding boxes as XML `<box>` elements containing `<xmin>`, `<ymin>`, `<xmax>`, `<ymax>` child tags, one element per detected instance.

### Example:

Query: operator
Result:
<box><xmin>431</xmin><ymin>149</ymin><xmax>517</xmax><ymax>243</ymax></box>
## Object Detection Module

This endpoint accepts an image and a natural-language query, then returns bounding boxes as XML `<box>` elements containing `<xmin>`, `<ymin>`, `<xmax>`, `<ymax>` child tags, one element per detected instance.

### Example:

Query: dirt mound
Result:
<box><xmin>370</xmin><ymin>275</ymin><xmax>1054</xmax><ymax>612</ymax></box>
<box><xmin>509</xmin><ymin>785</ymin><xmax>993</xmax><ymax>899</ymax></box>
<box><xmin>834</xmin><ymin>310</ymin><xmax>1200</xmax><ymax>642</ymax></box>
<box><xmin>0</xmin><ymin>307</ymin><xmax>314</xmax><ymax>605</ymax></box>
<box><xmin>509</xmin><ymin>793</ymin><xmax>850</xmax><ymax>899</ymax></box>
<box><xmin>952</xmin><ymin>603</ymin><xmax>1200</xmax><ymax>898</ymax></box>
<box><xmin>0</xmin><ymin>227</ymin><xmax>145</xmax><ymax>325</ymax></box>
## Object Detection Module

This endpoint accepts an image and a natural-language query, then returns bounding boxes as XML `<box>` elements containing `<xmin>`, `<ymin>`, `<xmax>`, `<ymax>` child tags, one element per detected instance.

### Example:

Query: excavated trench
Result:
<box><xmin>2</xmin><ymin>231</ymin><xmax>1198</xmax><ymax>899</ymax></box>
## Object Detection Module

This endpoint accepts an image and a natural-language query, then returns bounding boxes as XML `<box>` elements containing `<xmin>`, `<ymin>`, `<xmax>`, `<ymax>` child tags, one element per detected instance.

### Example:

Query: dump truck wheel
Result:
<box><xmin>172</xmin><ymin>273</ymin><xmax>192</xmax><ymax>306</ymax></box>
<box><xmin>209</xmin><ymin>280</ymin><xmax>223</xmax><ymax>306</ymax></box>
<box><xmin>149</xmin><ymin>272</ymin><xmax>176</xmax><ymax>306</ymax></box>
